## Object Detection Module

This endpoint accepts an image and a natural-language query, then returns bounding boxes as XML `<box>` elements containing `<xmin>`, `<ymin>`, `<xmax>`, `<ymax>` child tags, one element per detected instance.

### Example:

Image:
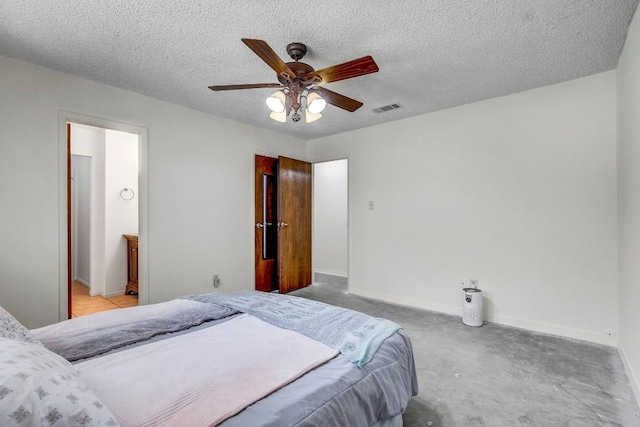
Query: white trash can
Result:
<box><xmin>462</xmin><ymin>287</ymin><xmax>483</xmax><ymax>327</ymax></box>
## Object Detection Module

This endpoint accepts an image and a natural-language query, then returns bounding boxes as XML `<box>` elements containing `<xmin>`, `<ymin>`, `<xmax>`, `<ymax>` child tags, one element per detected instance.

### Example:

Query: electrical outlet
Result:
<box><xmin>213</xmin><ymin>274</ymin><xmax>221</xmax><ymax>288</ymax></box>
<box><xmin>470</xmin><ymin>279</ymin><xmax>479</xmax><ymax>288</ymax></box>
<box><xmin>368</xmin><ymin>201</ymin><xmax>375</xmax><ymax>210</ymax></box>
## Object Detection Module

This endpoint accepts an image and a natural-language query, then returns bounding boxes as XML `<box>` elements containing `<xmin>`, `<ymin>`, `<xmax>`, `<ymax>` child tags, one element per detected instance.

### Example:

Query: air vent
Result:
<box><xmin>373</xmin><ymin>103</ymin><xmax>402</xmax><ymax>113</ymax></box>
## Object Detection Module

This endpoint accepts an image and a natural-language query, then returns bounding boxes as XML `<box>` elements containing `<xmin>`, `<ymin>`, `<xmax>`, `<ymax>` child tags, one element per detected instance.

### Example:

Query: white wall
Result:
<box><xmin>0</xmin><ymin>55</ymin><xmax>306</xmax><ymax>328</ymax></box>
<box><xmin>616</xmin><ymin>5</ymin><xmax>640</xmax><ymax>403</ymax></box>
<box><xmin>313</xmin><ymin>159</ymin><xmax>348</xmax><ymax>277</ymax></box>
<box><xmin>308</xmin><ymin>71</ymin><xmax>618</xmax><ymax>345</ymax></box>
<box><xmin>0</xmin><ymin>51</ymin><xmax>623</xmax><ymax>353</ymax></box>
<box><xmin>70</xmin><ymin>124</ymin><xmax>106</xmax><ymax>296</ymax></box>
<box><xmin>104</xmin><ymin>129</ymin><xmax>138</xmax><ymax>296</ymax></box>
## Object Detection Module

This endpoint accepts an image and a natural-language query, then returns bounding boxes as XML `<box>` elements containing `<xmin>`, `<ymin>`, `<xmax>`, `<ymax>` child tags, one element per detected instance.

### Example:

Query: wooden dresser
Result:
<box><xmin>123</xmin><ymin>234</ymin><xmax>138</xmax><ymax>295</ymax></box>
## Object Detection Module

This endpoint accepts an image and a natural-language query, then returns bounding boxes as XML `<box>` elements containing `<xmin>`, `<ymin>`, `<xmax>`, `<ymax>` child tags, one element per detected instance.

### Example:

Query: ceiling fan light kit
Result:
<box><xmin>306</xmin><ymin>91</ymin><xmax>327</xmax><ymax>114</ymax></box>
<box><xmin>305</xmin><ymin>111</ymin><xmax>322</xmax><ymax>123</ymax></box>
<box><xmin>269</xmin><ymin>109</ymin><xmax>287</xmax><ymax>123</ymax></box>
<box><xmin>266</xmin><ymin>91</ymin><xmax>286</xmax><ymax>113</ymax></box>
<box><xmin>209</xmin><ymin>39</ymin><xmax>379</xmax><ymax>124</ymax></box>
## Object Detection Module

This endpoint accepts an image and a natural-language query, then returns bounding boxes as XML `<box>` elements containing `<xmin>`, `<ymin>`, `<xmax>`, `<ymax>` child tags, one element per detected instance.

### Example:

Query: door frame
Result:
<box><xmin>58</xmin><ymin>111</ymin><xmax>149</xmax><ymax>320</ymax></box>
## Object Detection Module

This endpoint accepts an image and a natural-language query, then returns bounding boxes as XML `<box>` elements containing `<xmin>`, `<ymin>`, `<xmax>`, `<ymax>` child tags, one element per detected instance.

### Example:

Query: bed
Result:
<box><xmin>1</xmin><ymin>291</ymin><xmax>418</xmax><ymax>426</ymax></box>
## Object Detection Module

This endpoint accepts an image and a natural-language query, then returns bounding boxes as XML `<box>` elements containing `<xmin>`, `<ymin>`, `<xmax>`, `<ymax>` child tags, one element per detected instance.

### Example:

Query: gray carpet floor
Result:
<box><xmin>291</xmin><ymin>273</ymin><xmax>640</xmax><ymax>427</ymax></box>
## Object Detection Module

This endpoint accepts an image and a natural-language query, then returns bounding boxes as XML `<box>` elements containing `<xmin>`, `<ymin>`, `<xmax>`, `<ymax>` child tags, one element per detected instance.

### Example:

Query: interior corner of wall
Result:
<box><xmin>618</xmin><ymin>338</ymin><xmax>640</xmax><ymax>407</ymax></box>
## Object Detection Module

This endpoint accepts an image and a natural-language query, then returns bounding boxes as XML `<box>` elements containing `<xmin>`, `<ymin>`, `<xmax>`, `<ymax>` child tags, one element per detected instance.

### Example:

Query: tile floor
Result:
<box><xmin>71</xmin><ymin>281</ymin><xmax>138</xmax><ymax>317</ymax></box>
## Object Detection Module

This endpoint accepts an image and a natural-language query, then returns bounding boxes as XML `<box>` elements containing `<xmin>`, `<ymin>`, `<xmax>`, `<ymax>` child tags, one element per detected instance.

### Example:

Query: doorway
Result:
<box><xmin>254</xmin><ymin>155</ymin><xmax>312</xmax><ymax>293</ymax></box>
<box><xmin>64</xmin><ymin>118</ymin><xmax>146</xmax><ymax>319</ymax></box>
<box><xmin>71</xmin><ymin>154</ymin><xmax>92</xmax><ymax>288</ymax></box>
<box><xmin>312</xmin><ymin>159</ymin><xmax>348</xmax><ymax>281</ymax></box>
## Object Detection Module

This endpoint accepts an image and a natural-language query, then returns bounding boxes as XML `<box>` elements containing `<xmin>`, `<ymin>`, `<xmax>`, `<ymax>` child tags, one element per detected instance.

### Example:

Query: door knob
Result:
<box><xmin>256</xmin><ymin>223</ymin><xmax>264</xmax><ymax>229</ymax></box>
<box><xmin>278</xmin><ymin>221</ymin><xmax>289</xmax><ymax>227</ymax></box>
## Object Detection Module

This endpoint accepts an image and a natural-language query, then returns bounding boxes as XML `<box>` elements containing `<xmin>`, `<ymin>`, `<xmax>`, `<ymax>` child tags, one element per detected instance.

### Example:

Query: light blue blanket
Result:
<box><xmin>185</xmin><ymin>291</ymin><xmax>400</xmax><ymax>367</ymax></box>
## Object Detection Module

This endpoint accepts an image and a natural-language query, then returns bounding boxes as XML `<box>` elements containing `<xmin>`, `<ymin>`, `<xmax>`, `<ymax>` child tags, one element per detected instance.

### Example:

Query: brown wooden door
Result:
<box><xmin>277</xmin><ymin>156</ymin><xmax>312</xmax><ymax>293</ymax></box>
<box><xmin>255</xmin><ymin>155</ymin><xmax>278</xmax><ymax>292</ymax></box>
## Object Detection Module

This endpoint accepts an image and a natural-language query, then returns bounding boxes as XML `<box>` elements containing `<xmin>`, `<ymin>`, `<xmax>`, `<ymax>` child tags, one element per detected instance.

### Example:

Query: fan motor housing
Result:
<box><xmin>278</xmin><ymin>62</ymin><xmax>315</xmax><ymax>84</ymax></box>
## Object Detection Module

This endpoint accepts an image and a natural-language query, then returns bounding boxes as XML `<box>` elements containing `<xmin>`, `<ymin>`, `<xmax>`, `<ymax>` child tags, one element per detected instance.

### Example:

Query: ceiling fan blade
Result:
<box><xmin>242</xmin><ymin>38</ymin><xmax>297</xmax><ymax>81</ymax></box>
<box><xmin>312</xmin><ymin>87</ymin><xmax>363</xmax><ymax>112</ymax></box>
<box><xmin>208</xmin><ymin>83</ymin><xmax>283</xmax><ymax>91</ymax></box>
<box><xmin>309</xmin><ymin>56</ymin><xmax>379</xmax><ymax>84</ymax></box>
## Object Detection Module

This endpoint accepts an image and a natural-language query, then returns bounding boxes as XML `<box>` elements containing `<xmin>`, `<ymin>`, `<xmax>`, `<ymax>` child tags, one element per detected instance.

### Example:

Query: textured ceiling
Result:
<box><xmin>0</xmin><ymin>1</ymin><xmax>637</xmax><ymax>140</ymax></box>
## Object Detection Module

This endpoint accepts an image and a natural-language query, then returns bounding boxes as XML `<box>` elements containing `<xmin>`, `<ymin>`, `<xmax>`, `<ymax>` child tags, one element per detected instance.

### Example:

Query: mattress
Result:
<box><xmin>33</xmin><ymin>293</ymin><xmax>419</xmax><ymax>426</ymax></box>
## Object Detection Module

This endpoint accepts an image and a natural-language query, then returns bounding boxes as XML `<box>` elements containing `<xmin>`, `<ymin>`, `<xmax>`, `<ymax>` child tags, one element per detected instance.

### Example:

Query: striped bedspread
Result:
<box><xmin>74</xmin><ymin>314</ymin><xmax>339</xmax><ymax>427</ymax></box>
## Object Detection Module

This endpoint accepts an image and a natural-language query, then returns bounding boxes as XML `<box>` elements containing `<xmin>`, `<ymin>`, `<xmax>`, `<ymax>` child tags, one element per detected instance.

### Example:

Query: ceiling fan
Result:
<box><xmin>209</xmin><ymin>38</ymin><xmax>379</xmax><ymax>123</ymax></box>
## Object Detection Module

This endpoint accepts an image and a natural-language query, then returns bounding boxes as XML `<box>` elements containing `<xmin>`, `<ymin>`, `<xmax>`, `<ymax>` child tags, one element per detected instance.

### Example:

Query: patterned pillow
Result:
<box><xmin>0</xmin><ymin>306</ymin><xmax>41</xmax><ymax>345</ymax></box>
<box><xmin>0</xmin><ymin>337</ymin><xmax>119</xmax><ymax>426</ymax></box>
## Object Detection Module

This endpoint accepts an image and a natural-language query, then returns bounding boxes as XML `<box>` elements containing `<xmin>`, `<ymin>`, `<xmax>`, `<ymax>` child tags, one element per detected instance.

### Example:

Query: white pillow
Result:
<box><xmin>0</xmin><ymin>337</ymin><xmax>119</xmax><ymax>426</ymax></box>
<box><xmin>0</xmin><ymin>307</ymin><xmax>41</xmax><ymax>345</ymax></box>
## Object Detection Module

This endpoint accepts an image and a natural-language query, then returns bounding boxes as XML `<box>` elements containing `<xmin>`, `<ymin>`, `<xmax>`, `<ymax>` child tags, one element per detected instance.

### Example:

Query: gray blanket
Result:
<box><xmin>34</xmin><ymin>300</ymin><xmax>237</xmax><ymax>361</ymax></box>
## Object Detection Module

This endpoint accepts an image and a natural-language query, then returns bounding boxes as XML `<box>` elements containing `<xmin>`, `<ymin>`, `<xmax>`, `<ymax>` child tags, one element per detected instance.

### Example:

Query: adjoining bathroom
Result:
<box><xmin>70</xmin><ymin>123</ymin><xmax>139</xmax><ymax>317</ymax></box>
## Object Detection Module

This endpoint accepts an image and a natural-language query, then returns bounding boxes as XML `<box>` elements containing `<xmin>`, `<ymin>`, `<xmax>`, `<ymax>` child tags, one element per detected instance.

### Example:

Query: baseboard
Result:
<box><xmin>73</xmin><ymin>278</ymin><xmax>105</xmax><ymax>297</ymax></box>
<box><xmin>349</xmin><ymin>287</ymin><xmax>617</xmax><ymax>346</ymax></box>
<box><xmin>73</xmin><ymin>277</ymin><xmax>90</xmax><ymax>287</ymax></box>
<box><xmin>618</xmin><ymin>339</ymin><xmax>640</xmax><ymax>407</ymax></box>
<box><xmin>104</xmin><ymin>289</ymin><xmax>127</xmax><ymax>298</ymax></box>
<box><xmin>349</xmin><ymin>287</ymin><xmax>457</xmax><ymax>317</ymax></box>
<box><xmin>74</xmin><ymin>278</ymin><xmax>101</xmax><ymax>297</ymax></box>
<box><xmin>485</xmin><ymin>312</ymin><xmax>616</xmax><ymax>346</ymax></box>
<box><xmin>314</xmin><ymin>269</ymin><xmax>348</xmax><ymax>278</ymax></box>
